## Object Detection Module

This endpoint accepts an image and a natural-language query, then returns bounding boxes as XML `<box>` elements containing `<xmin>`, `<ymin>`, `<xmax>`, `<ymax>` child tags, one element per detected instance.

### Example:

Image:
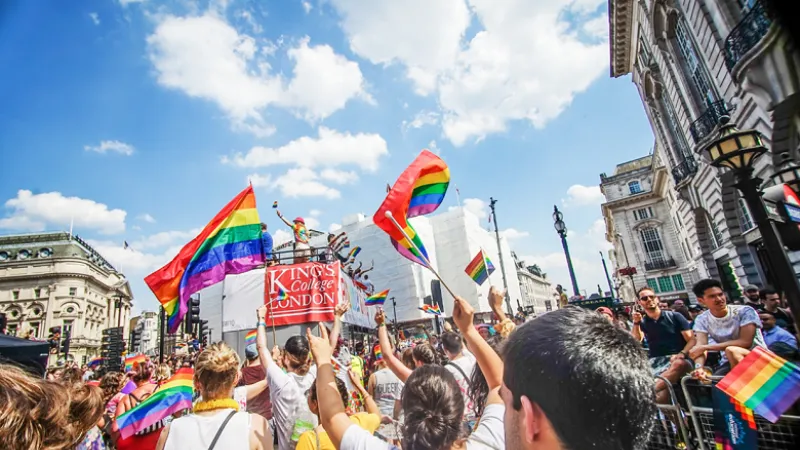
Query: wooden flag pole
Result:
<box><xmin>266</xmin><ymin>297</ymin><xmax>278</xmax><ymax>345</ymax></box>
<box><xmin>384</xmin><ymin>211</ymin><xmax>458</xmax><ymax>299</ymax></box>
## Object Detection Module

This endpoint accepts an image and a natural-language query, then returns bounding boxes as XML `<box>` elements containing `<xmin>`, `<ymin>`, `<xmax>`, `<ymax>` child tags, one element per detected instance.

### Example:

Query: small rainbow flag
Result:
<box><xmin>465</xmin><ymin>250</ymin><xmax>495</xmax><ymax>285</ymax></box>
<box><xmin>116</xmin><ymin>368</ymin><xmax>194</xmax><ymax>439</ymax></box>
<box><xmin>419</xmin><ymin>304</ymin><xmax>442</xmax><ymax>316</ymax></box>
<box><xmin>347</xmin><ymin>246</ymin><xmax>361</xmax><ymax>259</ymax></box>
<box><xmin>717</xmin><ymin>346</ymin><xmax>800</xmax><ymax>422</ymax></box>
<box><xmin>272</xmin><ymin>200</ymin><xmax>278</xmax><ymax>208</ymax></box>
<box><xmin>145</xmin><ymin>186</ymin><xmax>265</xmax><ymax>333</ymax></box>
<box><xmin>365</xmin><ymin>289</ymin><xmax>389</xmax><ymax>306</ymax></box>
<box><xmin>124</xmin><ymin>354</ymin><xmax>147</xmax><ymax>372</ymax></box>
<box><xmin>276</xmin><ymin>287</ymin><xmax>289</xmax><ymax>302</ymax></box>
<box><xmin>87</xmin><ymin>357</ymin><xmax>103</xmax><ymax>369</ymax></box>
<box><xmin>373</xmin><ymin>344</ymin><xmax>383</xmax><ymax>361</ymax></box>
<box><xmin>245</xmin><ymin>329</ymin><xmax>257</xmax><ymax>345</ymax></box>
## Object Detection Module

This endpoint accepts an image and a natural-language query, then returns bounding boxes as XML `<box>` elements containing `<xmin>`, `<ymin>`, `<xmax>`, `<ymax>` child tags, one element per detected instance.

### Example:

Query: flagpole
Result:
<box><xmin>383</xmin><ymin>211</ymin><xmax>457</xmax><ymax>299</ymax></box>
<box><xmin>266</xmin><ymin>296</ymin><xmax>278</xmax><ymax>345</ymax></box>
<box><xmin>455</xmin><ymin>186</ymin><xmax>462</xmax><ymax>208</ymax></box>
<box><xmin>69</xmin><ymin>216</ymin><xmax>74</xmax><ymax>240</ymax></box>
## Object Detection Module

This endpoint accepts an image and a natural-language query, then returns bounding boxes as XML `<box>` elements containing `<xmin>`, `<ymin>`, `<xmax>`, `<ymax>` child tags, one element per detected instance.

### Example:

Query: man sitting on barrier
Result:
<box><xmin>631</xmin><ymin>287</ymin><xmax>695</xmax><ymax>403</ymax></box>
<box><xmin>688</xmin><ymin>278</ymin><xmax>767</xmax><ymax>380</ymax></box>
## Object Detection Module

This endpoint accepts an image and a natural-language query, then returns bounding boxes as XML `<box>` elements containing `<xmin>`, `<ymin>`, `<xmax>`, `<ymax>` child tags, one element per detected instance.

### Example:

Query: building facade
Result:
<box><xmin>512</xmin><ymin>252</ymin><xmax>555</xmax><ymax>315</ymax></box>
<box><xmin>0</xmin><ymin>232</ymin><xmax>133</xmax><ymax>364</ymax></box>
<box><xmin>134</xmin><ymin>311</ymin><xmax>159</xmax><ymax>356</ymax></box>
<box><xmin>609</xmin><ymin>0</ymin><xmax>800</xmax><ymax>298</ymax></box>
<box><xmin>601</xmin><ymin>151</ymin><xmax>698</xmax><ymax>303</ymax></box>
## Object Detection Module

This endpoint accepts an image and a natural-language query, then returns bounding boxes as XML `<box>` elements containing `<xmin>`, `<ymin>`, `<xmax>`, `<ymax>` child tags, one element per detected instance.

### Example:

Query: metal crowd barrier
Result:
<box><xmin>645</xmin><ymin>375</ymin><xmax>692</xmax><ymax>450</ymax></box>
<box><xmin>678</xmin><ymin>376</ymin><xmax>800</xmax><ymax>450</ymax></box>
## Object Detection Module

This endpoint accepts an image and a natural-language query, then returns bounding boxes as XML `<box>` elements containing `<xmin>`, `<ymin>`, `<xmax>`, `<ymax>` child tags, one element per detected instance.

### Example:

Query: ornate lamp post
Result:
<box><xmin>702</xmin><ymin>116</ymin><xmax>800</xmax><ymax>334</ymax></box>
<box><xmin>553</xmin><ymin>205</ymin><xmax>580</xmax><ymax>297</ymax></box>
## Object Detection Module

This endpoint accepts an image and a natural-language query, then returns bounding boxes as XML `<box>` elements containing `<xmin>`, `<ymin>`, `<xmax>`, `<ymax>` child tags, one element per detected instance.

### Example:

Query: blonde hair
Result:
<box><xmin>156</xmin><ymin>364</ymin><xmax>172</xmax><ymax>382</ymax></box>
<box><xmin>0</xmin><ymin>364</ymin><xmax>103</xmax><ymax>449</ymax></box>
<box><xmin>195</xmin><ymin>342</ymin><xmax>240</xmax><ymax>399</ymax></box>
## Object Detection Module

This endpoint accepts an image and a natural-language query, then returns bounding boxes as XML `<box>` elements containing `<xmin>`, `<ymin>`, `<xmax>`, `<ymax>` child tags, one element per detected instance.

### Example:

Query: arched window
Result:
<box><xmin>629</xmin><ymin>181</ymin><xmax>643</xmax><ymax>194</ymax></box>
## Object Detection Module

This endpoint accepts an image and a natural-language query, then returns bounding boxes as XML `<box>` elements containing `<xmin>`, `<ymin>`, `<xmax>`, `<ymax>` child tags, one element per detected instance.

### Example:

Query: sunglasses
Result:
<box><xmin>639</xmin><ymin>295</ymin><xmax>656</xmax><ymax>301</ymax></box>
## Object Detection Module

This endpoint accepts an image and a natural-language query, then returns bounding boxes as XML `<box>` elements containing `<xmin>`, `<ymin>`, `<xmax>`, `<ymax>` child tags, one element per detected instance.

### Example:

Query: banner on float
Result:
<box><xmin>340</xmin><ymin>269</ymin><xmax>376</xmax><ymax>329</ymax></box>
<box><xmin>265</xmin><ymin>262</ymin><xmax>338</xmax><ymax>326</ymax></box>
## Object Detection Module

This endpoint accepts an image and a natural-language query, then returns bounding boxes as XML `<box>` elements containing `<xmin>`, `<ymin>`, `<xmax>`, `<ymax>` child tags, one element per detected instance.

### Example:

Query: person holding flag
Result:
<box><xmin>277</xmin><ymin>210</ymin><xmax>310</xmax><ymax>264</ymax></box>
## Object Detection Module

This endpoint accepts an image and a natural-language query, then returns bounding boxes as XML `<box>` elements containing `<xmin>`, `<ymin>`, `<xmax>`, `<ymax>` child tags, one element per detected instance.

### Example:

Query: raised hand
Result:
<box><xmin>306</xmin><ymin>323</ymin><xmax>332</xmax><ymax>365</ymax></box>
<box><xmin>452</xmin><ymin>296</ymin><xmax>475</xmax><ymax>333</ymax></box>
<box><xmin>375</xmin><ymin>309</ymin><xmax>386</xmax><ymax>326</ymax></box>
<box><xmin>335</xmin><ymin>301</ymin><xmax>351</xmax><ymax>317</ymax></box>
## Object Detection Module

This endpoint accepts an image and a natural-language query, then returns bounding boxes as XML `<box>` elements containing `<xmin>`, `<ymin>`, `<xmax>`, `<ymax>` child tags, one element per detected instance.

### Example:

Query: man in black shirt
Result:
<box><xmin>760</xmin><ymin>287</ymin><xmax>795</xmax><ymax>334</ymax></box>
<box><xmin>743</xmin><ymin>284</ymin><xmax>764</xmax><ymax>311</ymax></box>
<box><xmin>631</xmin><ymin>287</ymin><xmax>694</xmax><ymax>403</ymax></box>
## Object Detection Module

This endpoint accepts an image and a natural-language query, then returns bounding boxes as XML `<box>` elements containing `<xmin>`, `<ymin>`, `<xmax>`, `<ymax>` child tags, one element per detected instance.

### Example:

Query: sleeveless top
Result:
<box><xmin>164</xmin><ymin>409</ymin><xmax>251</xmax><ymax>450</ymax></box>
<box><xmin>373</xmin><ymin>368</ymin><xmax>402</xmax><ymax>417</ymax></box>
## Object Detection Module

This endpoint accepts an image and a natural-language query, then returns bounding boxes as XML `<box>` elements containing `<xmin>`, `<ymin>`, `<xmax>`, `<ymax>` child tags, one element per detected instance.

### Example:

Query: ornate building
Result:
<box><xmin>512</xmin><ymin>252</ymin><xmax>555</xmax><ymax>316</ymax></box>
<box><xmin>0</xmin><ymin>232</ymin><xmax>133</xmax><ymax>364</ymax></box>
<box><xmin>609</xmin><ymin>0</ymin><xmax>800</xmax><ymax>296</ymax></box>
<box><xmin>601</xmin><ymin>151</ymin><xmax>698</xmax><ymax>303</ymax></box>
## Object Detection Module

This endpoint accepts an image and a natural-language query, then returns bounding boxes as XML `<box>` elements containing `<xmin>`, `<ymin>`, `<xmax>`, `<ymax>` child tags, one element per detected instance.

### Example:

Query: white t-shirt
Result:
<box><xmin>445</xmin><ymin>354</ymin><xmax>477</xmax><ymax>422</ymax></box>
<box><xmin>693</xmin><ymin>305</ymin><xmax>766</xmax><ymax>362</ymax></box>
<box><xmin>267</xmin><ymin>363</ymin><xmax>318</xmax><ymax>450</ymax></box>
<box><xmin>164</xmin><ymin>409</ymin><xmax>251</xmax><ymax>450</ymax></box>
<box><xmin>339</xmin><ymin>403</ymin><xmax>505</xmax><ymax>450</ymax></box>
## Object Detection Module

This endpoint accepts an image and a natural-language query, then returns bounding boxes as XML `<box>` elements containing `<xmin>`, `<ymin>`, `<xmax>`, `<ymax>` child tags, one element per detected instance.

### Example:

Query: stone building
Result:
<box><xmin>133</xmin><ymin>310</ymin><xmax>160</xmax><ymax>356</ymax></box>
<box><xmin>608</xmin><ymin>0</ymin><xmax>800</xmax><ymax>296</ymax></box>
<box><xmin>601</xmin><ymin>150</ymin><xmax>698</xmax><ymax>303</ymax></box>
<box><xmin>512</xmin><ymin>252</ymin><xmax>555</xmax><ymax>316</ymax></box>
<box><xmin>0</xmin><ymin>232</ymin><xmax>133</xmax><ymax>364</ymax></box>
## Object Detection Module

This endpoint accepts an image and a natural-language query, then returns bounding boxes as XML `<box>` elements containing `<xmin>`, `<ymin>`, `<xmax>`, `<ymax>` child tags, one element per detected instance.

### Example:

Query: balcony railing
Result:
<box><xmin>645</xmin><ymin>258</ymin><xmax>677</xmax><ymax>271</ymax></box>
<box><xmin>724</xmin><ymin>1</ymin><xmax>772</xmax><ymax>71</ymax></box>
<box><xmin>689</xmin><ymin>100</ymin><xmax>729</xmax><ymax>143</ymax></box>
<box><xmin>671</xmin><ymin>157</ymin><xmax>698</xmax><ymax>185</ymax></box>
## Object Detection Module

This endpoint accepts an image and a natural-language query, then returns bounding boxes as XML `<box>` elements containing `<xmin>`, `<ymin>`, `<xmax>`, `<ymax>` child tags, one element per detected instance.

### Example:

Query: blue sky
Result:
<box><xmin>0</xmin><ymin>0</ymin><xmax>655</xmax><ymax>314</ymax></box>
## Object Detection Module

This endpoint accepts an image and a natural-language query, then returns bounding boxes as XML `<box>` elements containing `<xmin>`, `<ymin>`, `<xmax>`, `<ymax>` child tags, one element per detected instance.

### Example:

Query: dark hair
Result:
<box><xmin>503</xmin><ymin>307</ymin><xmax>655</xmax><ymax>450</ymax></box>
<box><xmin>671</xmin><ymin>305</ymin><xmax>692</xmax><ymax>322</ymax></box>
<box><xmin>132</xmin><ymin>362</ymin><xmax>154</xmax><ymax>384</ymax></box>
<box><xmin>401</xmin><ymin>348</ymin><xmax>415</xmax><ymax>369</ymax></box>
<box><xmin>759</xmin><ymin>286</ymin><xmax>780</xmax><ymax>300</ymax></box>
<box><xmin>692</xmin><ymin>278</ymin><xmax>723</xmax><ymax>298</ymax></box>
<box><xmin>440</xmin><ymin>332</ymin><xmax>463</xmax><ymax>356</ymax></box>
<box><xmin>284</xmin><ymin>335</ymin><xmax>311</xmax><ymax>375</ymax></box>
<box><xmin>468</xmin><ymin>334</ymin><xmax>504</xmax><ymax>418</ymax></box>
<box><xmin>309</xmin><ymin>376</ymin><xmax>349</xmax><ymax>409</ymax></box>
<box><xmin>636</xmin><ymin>286</ymin><xmax>655</xmax><ymax>297</ymax></box>
<box><xmin>59</xmin><ymin>367</ymin><xmax>83</xmax><ymax>385</ymax></box>
<box><xmin>412</xmin><ymin>342</ymin><xmax>437</xmax><ymax>365</ymax></box>
<box><xmin>401</xmin><ymin>365</ymin><xmax>464</xmax><ymax>449</ymax></box>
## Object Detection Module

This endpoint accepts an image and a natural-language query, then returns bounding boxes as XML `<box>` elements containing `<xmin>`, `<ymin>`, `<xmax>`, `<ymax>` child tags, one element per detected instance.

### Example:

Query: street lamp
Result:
<box><xmin>553</xmin><ymin>205</ymin><xmax>580</xmax><ymax>297</ymax></box>
<box><xmin>701</xmin><ymin>116</ymin><xmax>800</xmax><ymax>334</ymax></box>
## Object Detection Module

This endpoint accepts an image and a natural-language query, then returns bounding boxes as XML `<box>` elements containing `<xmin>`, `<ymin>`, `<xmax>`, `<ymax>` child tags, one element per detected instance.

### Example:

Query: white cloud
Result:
<box><xmin>119</xmin><ymin>0</ymin><xmax>147</xmax><ymax>6</ymax></box>
<box><xmin>320</xmin><ymin>168</ymin><xmax>359</xmax><ymax>184</ymax></box>
<box><xmin>501</xmin><ymin>228</ymin><xmax>529</xmax><ymax>241</ymax></box>
<box><xmin>84</xmin><ymin>140</ymin><xmax>135</xmax><ymax>156</ymax></box>
<box><xmin>133</xmin><ymin>229</ymin><xmax>199</xmax><ymax>250</ymax></box>
<box><xmin>225</xmin><ymin>127</ymin><xmax>388</xmax><ymax>172</ymax></box>
<box><xmin>305</xmin><ymin>216</ymin><xmax>321</xmax><ymax>230</ymax></box>
<box><xmin>238</xmin><ymin>10</ymin><xmax>263</xmax><ymax>34</ymax></box>
<box><xmin>302</xmin><ymin>1</ymin><xmax>312</xmax><ymax>13</ymax></box>
<box><xmin>451</xmin><ymin>197</ymin><xmax>487</xmax><ymax>219</ymax></box>
<box><xmin>329</xmin><ymin>223</ymin><xmax>342</xmax><ymax>232</ymax></box>
<box><xmin>248</xmin><ymin>173</ymin><xmax>273</xmax><ymax>188</ymax></box>
<box><xmin>583</xmin><ymin>12</ymin><xmax>608</xmax><ymax>39</ymax></box>
<box><xmin>428</xmin><ymin>140</ymin><xmax>439</xmax><ymax>154</ymax></box>
<box><xmin>401</xmin><ymin>110</ymin><xmax>440</xmax><ymax>132</ymax></box>
<box><xmin>271</xmin><ymin>229</ymin><xmax>293</xmax><ymax>247</ymax></box>
<box><xmin>137</xmin><ymin>213</ymin><xmax>156</xmax><ymax>223</ymax></box>
<box><xmin>563</xmin><ymin>184</ymin><xmax>604</xmax><ymax>207</ymax></box>
<box><xmin>147</xmin><ymin>13</ymin><xmax>369</xmax><ymax>136</ymax></box>
<box><xmin>309</xmin><ymin>209</ymin><xmax>322</xmax><ymax>217</ymax></box>
<box><xmin>270</xmin><ymin>167</ymin><xmax>341</xmax><ymax>199</ymax></box>
<box><xmin>330</xmin><ymin>0</ymin><xmax>608</xmax><ymax>145</ymax></box>
<box><xmin>0</xmin><ymin>190</ymin><xmax>126</xmax><ymax>235</ymax></box>
<box><xmin>89</xmin><ymin>12</ymin><xmax>100</xmax><ymax>25</ymax></box>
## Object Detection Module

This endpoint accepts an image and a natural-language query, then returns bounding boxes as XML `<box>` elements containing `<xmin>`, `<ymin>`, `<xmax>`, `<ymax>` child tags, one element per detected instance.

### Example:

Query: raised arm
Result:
<box><xmin>307</xmin><ymin>324</ymin><xmax>351</xmax><ymax>450</ymax></box>
<box><xmin>452</xmin><ymin>294</ymin><xmax>504</xmax><ymax>389</ymax></box>
<box><xmin>376</xmin><ymin>309</ymin><xmax>413</xmax><ymax>382</ymax></box>
<box><xmin>276</xmin><ymin>210</ymin><xmax>292</xmax><ymax>228</ymax></box>
<box><xmin>361</xmin><ymin>260</ymin><xmax>374</xmax><ymax>274</ymax></box>
<box><xmin>349</xmin><ymin>369</ymin><xmax>381</xmax><ymax>417</ymax></box>
<box><xmin>329</xmin><ymin>301</ymin><xmax>350</xmax><ymax>347</ymax></box>
<box><xmin>256</xmin><ymin>305</ymin><xmax>276</xmax><ymax>370</ymax></box>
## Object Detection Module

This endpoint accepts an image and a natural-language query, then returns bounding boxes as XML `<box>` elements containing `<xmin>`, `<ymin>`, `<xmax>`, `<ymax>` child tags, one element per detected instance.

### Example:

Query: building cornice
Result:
<box><xmin>609</xmin><ymin>0</ymin><xmax>638</xmax><ymax>77</ymax></box>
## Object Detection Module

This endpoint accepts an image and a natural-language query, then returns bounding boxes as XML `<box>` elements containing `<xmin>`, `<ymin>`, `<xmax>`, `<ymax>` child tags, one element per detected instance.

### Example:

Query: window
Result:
<box><xmin>657</xmin><ymin>276</ymin><xmax>674</xmax><ymax>292</ymax></box>
<box><xmin>674</xmin><ymin>19</ymin><xmax>717</xmax><ymax>107</ymax></box>
<box><xmin>34</xmin><ymin>288</ymin><xmax>41</xmax><ymax>298</ymax></box>
<box><xmin>640</xmin><ymin>228</ymin><xmax>666</xmax><ymax>261</ymax></box>
<box><xmin>629</xmin><ymin>181</ymin><xmax>643</xmax><ymax>194</ymax></box>
<box><xmin>708</xmin><ymin>217</ymin><xmax>723</xmax><ymax>250</ymax></box>
<box><xmin>659</xmin><ymin>94</ymin><xmax>692</xmax><ymax>160</ymax></box>
<box><xmin>738</xmin><ymin>198</ymin><xmax>754</xmax><ymax>232</ymax></box>
<box><xmin>69</xmin><ymin>287</ymin><xmax>77</xmax><ymax>296</ymax></box>
<box><xmin>634</xmin><ymin>207</ymin><xmax>654</xmax><ymax>221</ymax></box>
<box><xmin>7</xmin><ymin>324</ymin><xmax>17</xmax><ymax>336</ymax></box>
<box><xmin>12</xmin><ymin>290</ymin><xmax>19</xmax><ymax>300</ymax></box>
<box><xmin>672</xmin><ymin>274</ymin><xmax>686</xmax><ymax>291</ymax></box>
<box><xmin>646</xmin><ymin>278</ymin><xmax>660</xmax><ymax>293</ymax></box>
<box><xmin>29</xmin><ymin>322</ymin><xmax>40</xmax><ymax>339</ymax></box>
<box><xmin>63</xmin><ymin>320</ymin><xmax>74</xmax><ymax>336</ymax></box>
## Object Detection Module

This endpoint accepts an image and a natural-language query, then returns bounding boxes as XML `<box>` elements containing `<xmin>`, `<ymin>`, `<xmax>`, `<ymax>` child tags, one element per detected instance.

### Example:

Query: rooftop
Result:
<box><xmin>0</xmin><ymin>231</ymin><xmax>118</xmax><ymax>272</ymax></box>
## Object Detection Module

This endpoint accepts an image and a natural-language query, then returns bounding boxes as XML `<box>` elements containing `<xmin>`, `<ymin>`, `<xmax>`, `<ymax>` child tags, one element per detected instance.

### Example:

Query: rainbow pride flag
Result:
<box><xmin>373</xmin><ymin>344</ymin><xmax>383</xmax><ymax>361</ymax></box>
<box><xmin>117</xmin><ymin>368</ymin><xmax>194</xmax><ymax>439</ymax></box>
<box><xmin>87</xmin><ymin>357</ymin><xmax>103</xmax><ymax>369</ymax></box>
<box><xmin>717</xmin><ymin>346</ymin><xmax>800</xmax><ymax>422</ymax></box>
<box><xmin>419</xmin><ymin>304</ymin><xmax>442</xmax><ymax>316</ymax></box>
<box><xmin>347</xmin><ymin>246</ymin><xmax>362</xmax><ymax>259</ymax></box>
<box><xmin>245</xmin><ymin>329</ymin><xmax>257</xmax><ymax>345</ymax></box>
<box><xmin>145</xmin><ymin>186</ymin><xmax>265</xmax><ymax>332</ymax></box>
<box><xmin>374</xmin><ymin>150</ymin><xmax>449</xmax><ymax>266</ymax></box>
<box><xmin>124</xmin><ymin>354</ymin><xmax>146</xmax><ymax>372</ymax></box>
<box><xmin>277</xmin><ymin>287</ymin><xmax>289</xmax><ymax>302</ymax></box>
<box><xmin>365</xmin><ymin>289</ymin><xmax>389</xmax><ymax>306</ymax></box>
<box><xmin>272</xmin><ymin>200</ymin><xmax>278</xmax><ymax>208</ymax></box>
<box><xmin>465</xmin><ymin>250</ymin><xmax>495</xmax><ymax>285</ymax></box>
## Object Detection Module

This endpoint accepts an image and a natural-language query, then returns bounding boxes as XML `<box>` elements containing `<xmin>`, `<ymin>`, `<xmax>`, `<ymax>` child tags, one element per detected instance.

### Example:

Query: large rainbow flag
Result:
<box><xmin>116</xmin><ymin>368</ymin><xmax>194</xmax><ymax>439</ymax></box>
<box><xmin>145</xmin><ymin>186</ymin><xmax>265</xmax><ymax>332</ymax></box>
<box><xmin>124</xmin><ymin>354</ymin><xmax>147</xmax><ymax>372</ymax></box>
<box><xmin>465</xmin><ymin>250</ymin><xmax>495</xmax><ymax>285</ymax></box>
<box><xmin>716</xmin><ymin>346</ymin><xmax>800</xmax><ymax>422</ymax></box>
<box><xmin>373</xmin><ymin>150</ymin><xmax>449</xmax><ymax>266</ymax></box>
<box><xmin>365</xmin><ymin>289</ymin><xmax>389</xmax><ymax>306</ymax></box>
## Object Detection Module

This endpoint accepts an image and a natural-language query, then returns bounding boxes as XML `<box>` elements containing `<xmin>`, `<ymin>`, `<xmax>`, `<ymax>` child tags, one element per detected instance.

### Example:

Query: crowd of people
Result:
<box><xmin>2</xmin><ymin>275</ymin><xmax>798</xmax><ymax>449</ymax></box>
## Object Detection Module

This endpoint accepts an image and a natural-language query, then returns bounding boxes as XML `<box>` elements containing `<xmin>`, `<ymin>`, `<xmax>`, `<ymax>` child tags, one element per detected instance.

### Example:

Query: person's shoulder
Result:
<box><xmin>295</xmin><ymin>429</ymin><xmax>316</xmax><ymax>450</ymax></box>
<box><xmin>350</xmin><ymin>412</ymin><xmax>381</xmax><ymax>431</ymax></box>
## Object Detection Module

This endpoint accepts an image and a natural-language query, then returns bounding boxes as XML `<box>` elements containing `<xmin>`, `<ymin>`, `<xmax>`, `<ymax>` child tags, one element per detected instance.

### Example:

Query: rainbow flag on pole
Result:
<box><xmin>87</xmin><ymin>357</ymin><xmax>103</xmax><ymax>369</ymax></box>
<box><xmin>116</xmin><ymin>368</ymin><xmax>194</xmax><ymax>439</ymax></box>
<box><xmin>277</xmin><ymin>287</ymin><xmax>289</xmax><ymax>302</ymax></box>
<box><xmin>124</xmin><ymin>354</ymin><xmax>147</xmax><ymax>372</ymax></box>
<box><xmin>365</xmin><ymin>289</ymin><xmax>389</xmax><ymax>306</ymax></box>
<box><xmin>419</xmin><ymin>304</ymin><xmax>442</xmax><ymax>316</ymax></box>
<box><xmin>465</xmin><ymin>249</ymin><xmax>495</xmax><ymax>285</ymax></box>
<box><xmin>347</xmin><ymin>246</ymin><xmax>362</xmax><ymax>260</ymax></box>
<box><xmin>374</xmin><ymin>150</ymin><xmax>450</xmax><ymax>266</ymax></box>
<box><xmin>245</xmin><ymin>329</ymin><xmax>257</xmax><ymax>346</ymax></box>
<box><xmin>717</xmin><ymin>346</ymin><xmax>800</xmax><ymax>422</ymax></box>
<box><xmin>145</xmin><ymin>186</ymin><xmax>265</xmax><ymax>332</ymax></box>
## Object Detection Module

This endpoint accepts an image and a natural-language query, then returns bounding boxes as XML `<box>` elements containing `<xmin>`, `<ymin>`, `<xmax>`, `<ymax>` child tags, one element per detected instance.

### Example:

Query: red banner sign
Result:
<box><xmin>265</xmin><ymin>262</ymin><xmax>339</xmax><ymax>326</ymax></box>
